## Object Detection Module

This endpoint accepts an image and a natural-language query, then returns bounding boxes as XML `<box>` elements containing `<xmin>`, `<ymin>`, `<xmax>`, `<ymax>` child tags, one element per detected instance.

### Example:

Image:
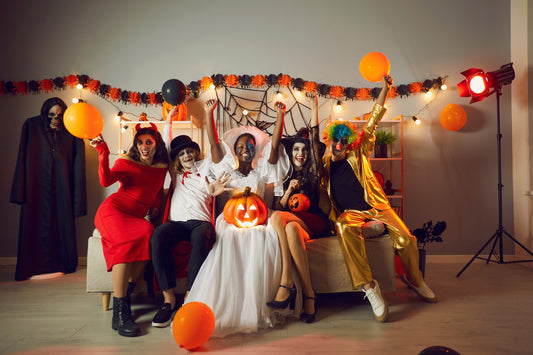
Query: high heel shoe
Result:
<box><xmin>266</xmin><ymin>284</ymin><xmax>297</xmax><ymax>310</ymax></box>
<box><xmin>300</xmin><ymin>291</ymin><xmax>317</xmax><ymax>323</ymax></box>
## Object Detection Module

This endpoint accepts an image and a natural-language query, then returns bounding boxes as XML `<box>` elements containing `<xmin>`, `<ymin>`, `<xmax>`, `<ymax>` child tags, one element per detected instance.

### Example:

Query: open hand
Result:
<box><xmin>205</xmin><ymin>172</ymin><xmax>233</xmax><ymax>197</ymax></box>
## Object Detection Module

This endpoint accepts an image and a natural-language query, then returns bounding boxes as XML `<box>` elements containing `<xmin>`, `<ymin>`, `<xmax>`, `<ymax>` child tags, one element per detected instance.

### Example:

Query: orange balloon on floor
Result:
<box><xmin>63</xmin><ymin>102</ymin><xmax>104</xmax><ymax>139</ymax></box>
<box><xmin>172</xmin><ymin>302</ymin><xmax>215</xmax><ymax>351</ymax></box>
<box><xmin>439</xmin><ymin>103</ymin><xmax>467</xmax><ymax>131</ymax></box>
<box><xmin>359</xmin><ymin>52</ymin><xmax>390</xmax><ymax>82</ymax></box>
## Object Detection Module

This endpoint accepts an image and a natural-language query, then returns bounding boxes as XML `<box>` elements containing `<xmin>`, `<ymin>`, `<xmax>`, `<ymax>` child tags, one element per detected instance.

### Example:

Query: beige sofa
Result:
<box><xmin>86</xmin><ymin>221</ymin><xmax>396</xmax><ymax>311</ymax></box>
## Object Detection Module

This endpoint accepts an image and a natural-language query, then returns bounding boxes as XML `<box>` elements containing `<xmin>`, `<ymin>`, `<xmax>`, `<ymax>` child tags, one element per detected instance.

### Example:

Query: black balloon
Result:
<box><xmin>418</xmin><ymin>346</ymin><xmax>461</xmax><ymax>355</ymax></box>
<box><xmin>162</xmin><ymin>79</ymin><xmax>186</xmax><ymax>106</ymax></box>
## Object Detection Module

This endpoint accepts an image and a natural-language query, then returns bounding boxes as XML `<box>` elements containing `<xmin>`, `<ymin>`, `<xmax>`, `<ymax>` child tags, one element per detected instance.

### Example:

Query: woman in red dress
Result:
<box><xmin>91</xmin><ymin>123</ymin><xmax>168</xmax><ymax>337</ymax></box>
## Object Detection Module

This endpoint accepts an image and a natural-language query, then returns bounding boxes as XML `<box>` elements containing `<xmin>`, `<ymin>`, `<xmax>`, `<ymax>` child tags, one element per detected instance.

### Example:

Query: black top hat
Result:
<box><xmin>170</xmin><ymin>135</ymin><xmax>201</xmax><ymax>161</ymax></box>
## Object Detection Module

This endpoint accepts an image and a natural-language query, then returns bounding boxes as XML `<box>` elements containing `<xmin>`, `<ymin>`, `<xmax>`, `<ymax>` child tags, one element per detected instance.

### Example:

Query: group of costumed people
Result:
<box><xmin>11</xmin><ymin>75</ymin><xmax>436</xmax><ymax>339</ymax></box>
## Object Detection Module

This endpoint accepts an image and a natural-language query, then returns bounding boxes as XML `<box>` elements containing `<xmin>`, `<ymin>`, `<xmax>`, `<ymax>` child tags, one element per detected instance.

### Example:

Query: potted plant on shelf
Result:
<box><xmin>374</xmin><ymin>129</ymin><xmax>397</xmax><ymax>158</ymax></box>
<box><xmin>412</xmin><ymin>220</ymin><xmax>447</xmax><ymax>277</ymax></box>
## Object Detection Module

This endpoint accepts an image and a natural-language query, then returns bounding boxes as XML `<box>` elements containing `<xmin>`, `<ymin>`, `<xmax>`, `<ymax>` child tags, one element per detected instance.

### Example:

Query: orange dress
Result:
<box><xmin>94</xmin><ymin>143</ymin><xmax>166</xmax><ymax>270</ymax></box>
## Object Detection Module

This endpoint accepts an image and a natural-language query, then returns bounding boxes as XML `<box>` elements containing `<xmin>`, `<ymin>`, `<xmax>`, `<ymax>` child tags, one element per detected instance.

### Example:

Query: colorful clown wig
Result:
<box><xmin>323</xmin><ymin>119</ymin><xmax>363</xmax><ymax>150</ymax></box>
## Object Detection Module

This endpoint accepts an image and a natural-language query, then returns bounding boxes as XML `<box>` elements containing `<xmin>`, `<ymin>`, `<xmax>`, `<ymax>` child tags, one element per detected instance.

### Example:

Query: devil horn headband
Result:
<box><xmin>135</xmin><ymin>122</ymin><xmax>158</xmax><ymax>133</ymax></box>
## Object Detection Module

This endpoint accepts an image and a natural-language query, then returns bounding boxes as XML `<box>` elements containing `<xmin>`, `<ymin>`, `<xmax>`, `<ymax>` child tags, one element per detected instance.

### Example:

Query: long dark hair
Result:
<box><xmin>127</xmin><ymin>128</ymin><xmax>169</xmax><ymax>165</ymax></box>
<box><xmin>40</xmin><ymin>97</ymin><xmax>67</xmax><ymax>123</ymax></box>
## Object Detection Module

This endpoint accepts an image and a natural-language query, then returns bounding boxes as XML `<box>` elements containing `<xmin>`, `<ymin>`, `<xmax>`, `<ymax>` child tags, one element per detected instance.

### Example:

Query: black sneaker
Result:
<box><xmin>151</xmin><ymin>303</ymin><xmax>177</xmax><ymax>328</ymax></box>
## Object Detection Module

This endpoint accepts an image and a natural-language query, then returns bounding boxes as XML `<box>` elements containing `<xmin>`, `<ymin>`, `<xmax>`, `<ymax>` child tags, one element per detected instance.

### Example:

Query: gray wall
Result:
<box><xmin>0</xmin><ymin>0</ymin><xmax>523</xmax><ymax>260</ymax></box>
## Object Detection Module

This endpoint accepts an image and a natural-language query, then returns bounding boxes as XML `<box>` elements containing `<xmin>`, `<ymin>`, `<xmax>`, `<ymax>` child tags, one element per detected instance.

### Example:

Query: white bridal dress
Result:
<box><xmin>185</xmin><ymin>132</ymin><xmax>296</xmax><ymax>337</ymax></box>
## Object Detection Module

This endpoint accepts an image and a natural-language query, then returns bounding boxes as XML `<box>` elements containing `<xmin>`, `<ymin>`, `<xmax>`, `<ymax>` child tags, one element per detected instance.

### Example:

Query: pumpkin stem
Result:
<box><xmin>243</xmin><ymin>186</ymin><xmax>251</xmax><ymax>196</ymax></box>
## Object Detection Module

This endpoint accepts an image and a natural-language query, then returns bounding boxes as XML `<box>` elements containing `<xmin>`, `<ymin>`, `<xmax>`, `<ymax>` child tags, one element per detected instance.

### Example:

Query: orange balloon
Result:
<box><xmin>359</xmin><ymin>52</ymin><xmax>390</xmax><ymax>82</ymax></box>
<box><xmin>63</xmin><ymin>103</ymin><xmax>104</xmax><ymax>139</ymax></box>
<box><xmin>172</xmin><ymin>302</ymin><xmax>215</xmax><ymax>351</ymax></box>
<box><xmin>439</xmin><ymin>103</ymin><xmax>467</xmax><ymax>131</ymax></box>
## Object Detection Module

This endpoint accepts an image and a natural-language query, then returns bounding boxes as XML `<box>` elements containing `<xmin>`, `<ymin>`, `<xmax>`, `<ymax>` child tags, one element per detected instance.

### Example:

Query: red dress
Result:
<box><xmin>94</xmin><ymin>143</ymin><xmax>167</xmax><ymax>271</ymax></box>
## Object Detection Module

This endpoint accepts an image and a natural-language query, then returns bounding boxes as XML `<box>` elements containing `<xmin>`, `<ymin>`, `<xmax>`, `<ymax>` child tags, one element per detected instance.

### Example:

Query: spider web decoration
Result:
<box><xmin>213</xmin><ymin>84</ymin><xmax>313</xmax><ymax>139</ymax></box>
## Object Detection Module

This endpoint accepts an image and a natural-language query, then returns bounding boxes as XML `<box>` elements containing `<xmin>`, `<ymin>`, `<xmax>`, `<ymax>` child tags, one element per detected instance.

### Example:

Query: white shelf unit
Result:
<box><xmin>118</xmin><ymin>115</ymin><xmax>204</xmax><ymax>154</ymax></box>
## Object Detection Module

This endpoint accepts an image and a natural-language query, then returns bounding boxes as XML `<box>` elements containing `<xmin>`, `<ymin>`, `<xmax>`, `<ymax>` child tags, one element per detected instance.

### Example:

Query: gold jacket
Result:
<box><xmin>322</xmin><ymin>103</ymin><xmax>390</xmax><ymax>223</ymax></box>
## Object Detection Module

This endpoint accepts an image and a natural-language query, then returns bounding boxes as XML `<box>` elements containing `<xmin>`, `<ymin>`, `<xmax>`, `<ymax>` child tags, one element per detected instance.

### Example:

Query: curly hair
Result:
<box><xmin>322</xmin><ymin>120</ymin><xmax>362</xmax><ymax>150</ymax></box>
<box><xmin>127</xmin><ymin>128</ymin><xmax>169</xmax><ymax>165</ymax></box>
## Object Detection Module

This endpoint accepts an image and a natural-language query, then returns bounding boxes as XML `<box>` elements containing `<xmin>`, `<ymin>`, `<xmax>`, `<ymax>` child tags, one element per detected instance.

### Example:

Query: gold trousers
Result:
<box><xmin>335</xmin><ymin>208</ymin><xmax>423</xmax><ymax>289</ymax></box>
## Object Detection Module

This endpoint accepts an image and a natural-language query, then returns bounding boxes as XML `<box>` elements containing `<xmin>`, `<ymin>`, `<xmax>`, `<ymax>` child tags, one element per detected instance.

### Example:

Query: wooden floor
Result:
<box><xmin>1</xmin><ymin>260</ymin><xmax>533</xmax><ymax>355</ymax></box>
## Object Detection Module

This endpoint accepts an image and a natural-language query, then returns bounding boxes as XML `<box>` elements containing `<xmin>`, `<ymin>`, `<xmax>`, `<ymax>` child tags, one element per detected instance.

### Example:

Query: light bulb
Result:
<box><xmin>242</xmin><ymin>109</ymin><xmax>249</xmax><ymax>116</ymax></box>
<box><xmin>440</xmin><ymin>83</ymin><xmax>447</xmax><ymax>90</ymax></box>
<box><xmin>72</xmin><ymin>97</ymin><xmax>79</xmax><ymax>103</ymax></box>
<box><xmin>295</xmin><ymin>90</ymin><xmax>302</xmax><ymax>97</ymax></box>
<box><xmin>276</xmin><ymin>91</ymin><xmax>282</xmax><ymax>99</ymax></box>
<box><xmin>76</xmin><ymin>83</ymin><xmax>83</xmax><ymax>90</ymax></box>
<box><xmin>115</xmin><ymin>111</ymin><xmax>123</xmax><ymax>122</ymax></box>
<box><xmin>412</xmin><ymin>116</ymin><xmax>421</xmax><ymax>125</ymax></box>
<box><xmin>335</xmin><ymin>100</ymin><xmax>343</xmax><ymax>112</ymax></box>
<box><xmin>121</xmin><ymin>125</ymin><xmax>129</xmax><ymax>133</ymax></box>
<box><xmin>425</xmin><ymin>91</ymin><xmax>432</xmax><ymax>98</ymax></box>
<box><xmin>209</xmin><ymin>84</ymin><xmax>215</xmax><ymax>90</ymax></box>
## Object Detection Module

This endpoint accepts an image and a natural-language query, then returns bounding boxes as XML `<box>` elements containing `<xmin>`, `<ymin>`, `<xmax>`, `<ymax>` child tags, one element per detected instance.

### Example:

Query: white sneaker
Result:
<box><xmin>401</xmin><ymin>274</ymin><xmax>437</xmax><ymax>303</ymax></box>
<box><xmin>363</xmin><ymin>279</ymin><xmax>388</xmax><ymax>322</ymax></box>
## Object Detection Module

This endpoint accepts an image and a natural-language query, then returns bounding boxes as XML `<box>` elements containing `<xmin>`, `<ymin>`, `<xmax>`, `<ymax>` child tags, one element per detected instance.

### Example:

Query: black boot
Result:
<box><xmin>126</xmin><ymin>282</ymin><xmax>135</xmax><ymax>308</ymax></box>
<box><xmin>112</xmin><ymin>296</ymin><xmax>141</xmax><ymax>337</ymax></box>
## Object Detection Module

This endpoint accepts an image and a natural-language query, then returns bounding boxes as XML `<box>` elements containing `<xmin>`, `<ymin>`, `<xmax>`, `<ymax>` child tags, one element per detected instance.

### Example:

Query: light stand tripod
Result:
<box><xmin>456</xmin><ymin>85</ymin><xmax>533</xmax><ymax>277</ymax></box>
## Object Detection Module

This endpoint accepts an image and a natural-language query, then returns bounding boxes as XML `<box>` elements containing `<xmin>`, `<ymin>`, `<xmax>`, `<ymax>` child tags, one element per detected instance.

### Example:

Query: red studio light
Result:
<box><xmin>457</xmin><ymin>63</ymin><xmax>515</xmax><ymax>104</ymax></box>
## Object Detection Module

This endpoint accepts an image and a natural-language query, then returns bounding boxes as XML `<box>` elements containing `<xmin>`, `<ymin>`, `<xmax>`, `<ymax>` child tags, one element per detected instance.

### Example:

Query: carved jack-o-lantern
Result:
<box><xmin>223</xmin><ymin>187</ymin><xmax>268</xmax><ymax>228</ymax></box>
<box><xmin>288</xmin><ymin>193</ymin><xmax>310</xmax><ymax>212</ymax></box>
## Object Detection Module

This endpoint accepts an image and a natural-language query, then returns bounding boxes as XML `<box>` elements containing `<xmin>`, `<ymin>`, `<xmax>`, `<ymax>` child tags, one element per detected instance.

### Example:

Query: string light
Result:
<box><xmin>121</xmin><ymin>125</ymin><xmax>129</xmax><ymax>133</ymax></box>
<box><xmin>115</xmin><ymin>111</ymin><xmax>123</xmax><ymax>122</ymax></box>
<box><xmin>242</xmin><ymin>109</ymin><xmax>249</xmax><ymax>116</ymax></box>
<box><xmin>76</xmin><ymin>83</ymin><xmax>83</xmax><ymax>90</ymax></box>
<box><xmin>335</xmin><ymin>100</ymin><xmax>343</xmax><ymax>112</ymax></box>
<box><xmin>412</xmin><ymin>116</ymin><xmax>421</xmax><ymax>125</ymax></box>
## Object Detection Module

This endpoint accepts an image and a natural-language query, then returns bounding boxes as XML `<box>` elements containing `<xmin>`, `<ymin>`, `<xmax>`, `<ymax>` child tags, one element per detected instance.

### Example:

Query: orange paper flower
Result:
<box><xmin>409</xmin><ymin>81</ymin><xmax>423</xmax><ymax>94</ymax></box>
<box><xmin>65</xmin><ymin>74</ymin><xmax>78</xmax><ymax>88</ymax></box>
<box><xmin>15</xmin><ymin>81</ymin><xmax>28</xmax><ymax>95</ymax></box>
<box><xmin>87</xmin><ymin>79</ymin><xmax>100</xmax><ymax>93</ymax></box>
<box><xmin>201</xmin><ymin>76</ymin><xmax>213</xmax><ymax>91</ymax></box>
<box><xmin>39</xmin><ymin>79</ymin><xmax>54</xmax><ymax>92</ymax></box>
<box><xmin>129</xmin><ymin>91</ymin><xmax>141</xmax><ymax>105</ymax></box>
<box><xmin>251</xmin><ymin>75</ymin><xmax>266</xmax><ymax>88</ymax></box>
<box><xmin>225</xmin><ymin>74</ymin><xmax>239</xmax><ymax>87</ymax></box>
<box><xmin>356</xmin><ymin>88</ymin><xmax>371</xmax><ymax>101</ymax></box>
<box><xmin>329</xmin><ymin>86</ymin><xmax>344</xmax><ymax>98</ymax></box>
<box><xmin>304</xmin><ymin>81</ymin><xmax>318</xmax><ymax>93</ymax></box>
<box><xmin>107</xmin><ymin>87</ymin><xmax>121</xmax><ymax>101</ymax></box>
<box><xmin>278</xmin><ymin>74</ymin><xmax>292</xmax><ymax>88</ymax></box>
<box><xmin>149</xmin><ymin>92</ymin><xmax>158</xmax><ymax>106</ymax></box>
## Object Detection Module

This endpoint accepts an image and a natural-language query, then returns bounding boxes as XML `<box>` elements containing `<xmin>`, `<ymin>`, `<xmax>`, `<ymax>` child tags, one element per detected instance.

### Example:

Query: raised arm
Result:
<box><xmin>307</xmin><ymin>93</ymin><xmax>322</xmax><ymax>176</ymax></box>
<box><xmin>366</xmin><ymin>75</ymin><xmax>393</xmax><ymax>132</ymax></box>
<box><xmin>205</xmin><ymin>99</ymin><xmax>224</xmax><ymax>164</ymax></box>
<box><xmin>268</xmin><ymin>101</ymin><xmax>286</xmax><ymax>164</ymax></box>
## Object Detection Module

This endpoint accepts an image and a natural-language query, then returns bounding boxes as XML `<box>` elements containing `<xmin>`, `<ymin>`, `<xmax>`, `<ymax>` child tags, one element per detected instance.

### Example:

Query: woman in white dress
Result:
<box><xmin>185</xmin><ymin>101</ymin><xmax>295</xmax><ymax>337</ymax></box>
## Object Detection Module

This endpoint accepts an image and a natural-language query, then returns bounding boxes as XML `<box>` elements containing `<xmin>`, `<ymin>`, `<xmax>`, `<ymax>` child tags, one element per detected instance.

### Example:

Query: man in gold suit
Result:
<box><xmin>321</xmin><ymin>76</ymin><xmax>436</xmax><ymax>322</ymax></box>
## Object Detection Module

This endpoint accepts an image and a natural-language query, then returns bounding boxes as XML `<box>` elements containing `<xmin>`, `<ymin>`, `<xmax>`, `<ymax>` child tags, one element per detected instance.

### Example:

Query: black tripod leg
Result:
<box><xmin>502</xmin><ymin>229</ymin><xmax>533</xmax><ymax>257</ymax></box>
<box><xmin>456</xmin><ymin>231</ymin><xmax>498</xmax><ymax>277</ymax></box>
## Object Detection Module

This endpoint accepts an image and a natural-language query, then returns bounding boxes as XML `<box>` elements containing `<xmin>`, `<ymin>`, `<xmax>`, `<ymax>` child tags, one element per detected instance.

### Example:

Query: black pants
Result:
<box><xmin>150</xmin><ymin>220</ymin><xmax>215</xmax><ymax>291</ymax></box>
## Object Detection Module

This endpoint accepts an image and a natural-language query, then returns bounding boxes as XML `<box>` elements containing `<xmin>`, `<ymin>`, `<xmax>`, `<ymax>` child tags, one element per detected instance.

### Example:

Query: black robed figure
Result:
<box><xmin>10</xmin><ymin>97</ymin><xmax>87</xmax><ymax>281</ymax></box>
